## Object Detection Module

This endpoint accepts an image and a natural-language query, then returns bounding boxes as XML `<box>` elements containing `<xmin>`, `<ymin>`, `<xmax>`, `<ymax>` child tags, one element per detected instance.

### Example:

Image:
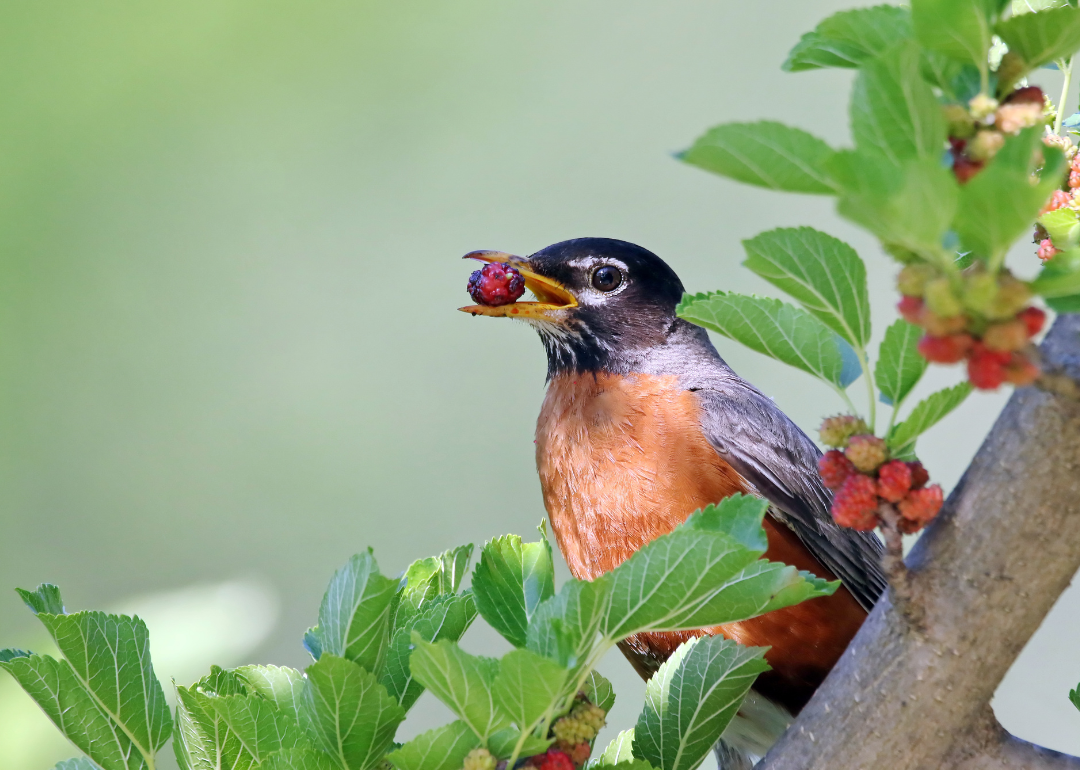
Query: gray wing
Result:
<box><xmin>693</xmin><ymin>379</ymin><xmax>886</xmax><ymax>612</ymax></box>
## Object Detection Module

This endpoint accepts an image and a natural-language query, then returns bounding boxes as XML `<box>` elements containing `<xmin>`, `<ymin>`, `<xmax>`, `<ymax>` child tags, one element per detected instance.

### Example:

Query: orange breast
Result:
<box><xmin>535</xmin><ymin>371</ymin><xmax>866</xmax><ymax>713</ymax></box>
<box><xmin>536</xmin><ymin>371</ymin><xmax>747</xmax><ymax>580</ymax></box>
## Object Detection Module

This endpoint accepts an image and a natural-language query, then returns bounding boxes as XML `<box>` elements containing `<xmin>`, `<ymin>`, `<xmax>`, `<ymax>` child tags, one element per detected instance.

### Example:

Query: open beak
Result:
<box><xmin>458</xmin><ymin>250</ymin><xmax>577</xmax><ymax>319</ymax></box>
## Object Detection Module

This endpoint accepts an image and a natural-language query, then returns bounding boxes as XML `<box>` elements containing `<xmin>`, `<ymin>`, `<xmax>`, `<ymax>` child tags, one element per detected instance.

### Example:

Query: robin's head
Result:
<box><xmin>460</xmin><ymin>237</ymin><xmax>708</xmax><ymax>375</ymax></box>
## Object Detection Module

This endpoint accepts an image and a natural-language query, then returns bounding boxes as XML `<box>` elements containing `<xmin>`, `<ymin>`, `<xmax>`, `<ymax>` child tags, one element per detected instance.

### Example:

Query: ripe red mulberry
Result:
<box><xmin>468</xmin><ymin>262</ymin><xmax>526</xmax><ymax>306</ymax></box>
<box><xmin>877</xmin><ymin>460</ymin><xmax>913</xmax><ymax>503</ymax></box>
<box><xmin>898</xmin><ymin>484</ymin><xmax>944</xmax><ymax>525</ymax></box>
<box><xmin>818</xmin><ymin>450</ymin><xmax>856</xmax><ymax>490</ymax></box>
<box><xmin>831</xmin><ymin>475</ymin><xmax>879</xmax><ymax>531</ymax></box>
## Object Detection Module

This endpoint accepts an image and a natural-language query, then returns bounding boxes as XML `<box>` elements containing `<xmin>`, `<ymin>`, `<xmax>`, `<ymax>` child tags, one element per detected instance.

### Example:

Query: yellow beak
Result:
<box><xmin>458</xmin><ymin>251</ymin><xmax>578</xmax><ymax>319</ymax></box>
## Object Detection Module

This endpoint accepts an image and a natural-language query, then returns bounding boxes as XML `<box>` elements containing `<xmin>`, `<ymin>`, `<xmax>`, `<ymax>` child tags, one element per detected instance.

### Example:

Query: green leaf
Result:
<box><xmin>1070</xmin><ymin>683</ymin><xmax>1080</xmax><ymax>712</ymax></box>
<box><xmin>397</xmin><ymin>544</ymin><xmax>474</xmax><ymax>614</ymax></box>
<box><xmin>1</xmin><ymin>607</ymin><xmax>173</xmax><ymax>770</ymax></box>
<box><xmin>2</xmin><ymin>654</ymin><xmax>149</xmax><ymax>770</ymax></box>
<box><xmin>1033</xmin><ymin>248</ymin><xmax>1080</xmax><ymax>298</ymax></box>
<box><xmin>582</xmin><ymin>669</ymin><xmax>617</xmax><ymax>713</ymax></box>
<box><xmin>237</xmin><ymin>665</ymin><xmax>306</xmax><ymax>725</ymax></box>
<box><xmin>210</xmin><ymin>694</ymin><xmax>313</xmax><ymax>765</ymax></box>
<box><xmin>17</xmin><ymin>583</ymin><xmax>66</xmax><ymax>615</ymax></box>
<box><xmin>783</xmin><ymin>6</ymin><xmax>914</xmax><ymax>71</ymax></box>
<box><xmin>955</xmin><ymin>128</ymin><xmax>1066</xmax><ymax>262</ymax></box>
<box><xmin>875</xmin><ymin>320</ymin><xmax>928</xmax><ymax>407</ymax></box>
<box><xmin>386</xmin><ymin>721</ymin><xmax>481</xmax><ymax>770</ymax></box>
<box><xmin>1040</xmin><ymin>208</ymin><xmax>1080</xmax><ymax>250</ymax></box>
<box><xmin>54</xmin><ymin>760</ymin><xmax>103</xmax><ymax>770</ymax></box>
<box><xmin>259</xmin><ymin>748</ymin><xmax>340</xmax><ymax>770</ymax></box>
<box><xmin>381</xmin><ymin>592</ymin><xmax>478</xmax><ymax>711</ymax></box>
<box><xmin>487</xmin><ymin>728</ymin><xmax>555</xmax><ymax>760</ymax></box>
<box><xmin>407</xmin><ymin>636</ymin><xmax>511</xmax><ymax>740</ymax></box>
<box><xmin>1014</xmin><ymin>0</ymin><xmax>1072</xmax><ymax>12</ymax></box>
<box><xmin>851</xmin><ymin>40</ymin><xmax>947</xmax><ymax>166</ymax></box>
<box><xmin>492</xmin><ymin>649</ymin><xmax>568</xmax><ymax>732</ymax></box>
<box><xmin>913</xmin><ymin>0</ymin><xmax>997</xmax><ymax>71</ymax></box>
<box><xmin>888</xmin><ymin>382</ymin><xmax>974</xmax><ymax>454</ymax></box>
<box><xmin>472</xmin><ymin>534</ymin><xmax>555</xmax><ymax>648</ymax></box>
<box><xmin>38</xmin><ymin>611</ymin><xmax>173</xmax><ymax>756</ymax></box>
<box><xmin>528</xmin><ymin>492</ymin><xmax>836</xmax><ymax>675</ymax></box>
<box><xmin>996</xmin><ymin>7</ymin><xmax>1080</xmax><ymax>71</ymax></box>
<box><xmin>196</xmin><ymin>665</ymin><xmax>249</xmax><ymax>696</ymax></box>
<box><xmin>0</xmin><ymin>648</ymin><xmax>30</xmax><ymax>663</ymax></box>
<box><xmin>526</xmin><ymin>578</ymin><xmax>611</xmax><ymax>671</ymax></box>
<box><xmin>302</xmin><ymin>655</ymin><xmax>407</xmax><ymax>770</ymax></box>
<box><xmin>827</xmin><ymin>152</ymin><xmax>959</xmax><ymax>260</ymax></box>
<box><xmin>633</xmin><ymin>637</ymin><xmax>770</xmax><ymax>770</ymax></box>
<box><xmin>677</xmin><ymin>292</ymin><xmax>861</xmax><ymax>389</ymax></box>
<box><xmin>174</xmin><ymin>684</ymin><xmax>244</xmax><ymax>770</ymax></box>
<box><xmin>592</xmin><ymin>730</ymin><xmax>647</xmax><ymax>768</ymax></box>
<box><xmin>742</xmin><ymin>227</ymin><xmax>871</xmax><ymax>347</ymax></box>
<box><xmin>309</xmin><ymin>551</ymin><xmax>399</xmax><ymax>672</ymax></box>
<box><xmin>680</xmin><ymin>122</ymin><xmax>836</xmax><ymax>194</ymax></box>
<box><xmin>602</xmin><ymin>508</ymin><xmax>836</xmax><ymax>639</ymax></box>
<box><xmin>683</xmin><ymin>495</ymin><xmax>769</xmax><ymax>554</ymax></box>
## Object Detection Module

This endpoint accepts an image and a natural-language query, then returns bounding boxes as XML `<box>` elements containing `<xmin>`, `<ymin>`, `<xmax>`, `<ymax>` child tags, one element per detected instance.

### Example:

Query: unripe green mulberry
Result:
<box><xmin>923</xmin><ymin>278</ymin><xmax>963</xmax><ymax>318</ymax></box>
<box><xmin>985</xmin><ymin>273</ymin><xmax>1032</xmax><ymax>320</ymax></box>
<box><xmin>896</xmin><ymin>264</ymin><xmax>938</xmax><ymax>297</ymax></box>
<box><xmin>818</xmin><ymin>415</ymin><xmax>870</xmax><ymax>449</ymax></box>
<box><xmin>961</xmin><ymin>271</ymin><xmax>997</xmax><ymax>314</ymax></box>
<box><xmin>943</xmin><ymin>103</ymin><xmax>975</xmax><ymax>139</ymax></box>
<box><xmin>845</xmin><ymin>434</ymin><xmax>889</xmax><ymax>473</ymax></box>
<box><xmin>463</xmin><ymin>748</ymin><xmax>496</xmax><ymax>770</ymax></box>
<box><xmin>552</xmin><ymin>702</ymin><xmax>606</xmax><ymax>748</ymax></box>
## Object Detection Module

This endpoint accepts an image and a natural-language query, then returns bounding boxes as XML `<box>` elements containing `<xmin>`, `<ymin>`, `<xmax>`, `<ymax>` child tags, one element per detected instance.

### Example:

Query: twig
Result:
<box><xmin>877</xmin><ymin>502</ymin><xmax>924</xmax><ymax>629</ymax></box>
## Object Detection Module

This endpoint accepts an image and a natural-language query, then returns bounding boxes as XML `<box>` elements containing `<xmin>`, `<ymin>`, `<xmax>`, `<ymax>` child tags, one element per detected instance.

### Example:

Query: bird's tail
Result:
<box><xmin>713</xmin><ymin>689</ymin><xmax>793</xmax><ymax>768</ymax></box>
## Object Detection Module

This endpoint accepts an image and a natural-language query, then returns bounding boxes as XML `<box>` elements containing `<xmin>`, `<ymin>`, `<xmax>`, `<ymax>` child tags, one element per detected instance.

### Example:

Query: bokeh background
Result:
<box><xmin>2</xmin><ymin>2</ymin><xmax>1078</xmax><ymax>768</ymax></box>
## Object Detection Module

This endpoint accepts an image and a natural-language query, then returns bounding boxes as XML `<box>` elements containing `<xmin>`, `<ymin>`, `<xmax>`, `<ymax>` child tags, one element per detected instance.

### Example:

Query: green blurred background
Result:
<box><xmin>1</xmin><ymin>2</ymin><xmax>1077</xmax><ymax>768</ymax></box>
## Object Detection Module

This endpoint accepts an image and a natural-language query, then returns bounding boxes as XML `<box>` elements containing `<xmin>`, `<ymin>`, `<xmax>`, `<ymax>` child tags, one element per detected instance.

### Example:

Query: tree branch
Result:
<box><xmin>758</xmin><ymin>315</ymin><xmax>1080</xmax><ymax>770</ymax></box>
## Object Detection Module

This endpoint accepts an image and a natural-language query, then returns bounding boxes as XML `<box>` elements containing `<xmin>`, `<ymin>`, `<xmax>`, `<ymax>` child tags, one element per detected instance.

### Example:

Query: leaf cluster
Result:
<box><xmin>2</xmin><ymin>497</ymin><xmax>837</xmax><ymax>770</ymax></box>
<box><xmin>677</xmin><ymin>226</ymin><xmax>967</xmax><ymax>452</ymax></box>
<box><xmin>398</xmin><ymin>496</ymin><xmax>835</xmax><ymax>770</ymax></box>
<box><xmin>678</xmin><ymin>0</ymin><xmax>1080</xmax><ymax>442</ymax></box>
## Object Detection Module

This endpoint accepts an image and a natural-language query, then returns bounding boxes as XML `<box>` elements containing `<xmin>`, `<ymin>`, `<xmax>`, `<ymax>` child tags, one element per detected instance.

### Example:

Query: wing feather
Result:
<box><xmin>693</xmin><ymin>381</ymin><xmax>886</xmax><ymax>612</ymax></box>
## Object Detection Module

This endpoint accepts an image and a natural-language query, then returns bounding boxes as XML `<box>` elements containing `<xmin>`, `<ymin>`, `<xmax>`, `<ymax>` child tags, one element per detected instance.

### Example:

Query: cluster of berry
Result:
<box><xmin>459</xmin><ymin>696</ymin><xmax>607</xmax><ymax>770</ymax></box>
<box><xmin>896</xmin><ymin>264</ymin><xmax>1046</xmax><ymax>389</ymax></box>
<box><xmin>1035</xmin><ymin>162</ymin><xmax>1080</xmax><ymax>262</ymax></box>
<box><xmin>817</xmin><ymin>416</ymin><xmax>943</xmax><ymax>533</ymax></box>
<box><xmin>550</xmin><ymin>700</ymin><xmax>606</xmax><ymax>763</ymax></box>
<box><xmin>945</xmin><ymin>86</ymin><xmax>1050</xmax><ymax>184</ymax></box>
<box><xmin>468</xmin><ymin>262</ymin><xmax>526</xmax><ymax>306</ymax></box>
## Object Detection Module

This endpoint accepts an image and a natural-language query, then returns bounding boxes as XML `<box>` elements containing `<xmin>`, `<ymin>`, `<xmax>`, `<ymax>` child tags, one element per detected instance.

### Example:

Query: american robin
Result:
<box><xmin>461</xmin><ymin>238</ymin><xmax>885</xmax><ymax>768</ymax></box>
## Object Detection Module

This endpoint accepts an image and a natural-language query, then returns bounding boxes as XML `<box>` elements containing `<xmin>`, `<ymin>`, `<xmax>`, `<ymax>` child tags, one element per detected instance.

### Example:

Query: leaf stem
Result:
<box><xmin>1055</xmin><ymin>57</ymin><xmax>1074</xmax><ymax>136</ymax></box>
<box><xmin>887</xmin><ymin>401</ymin><xmax>901</xmax><ymax>436</ymax></box>
<box><xmin>855</xmin><ymin>346</ymin><xmax>876</xmax><ymax>432</ymax></box>
<box><xmin>506</xmin><ymin>727</ymin><xmax>530</xmax><ymax>769</ymax></box>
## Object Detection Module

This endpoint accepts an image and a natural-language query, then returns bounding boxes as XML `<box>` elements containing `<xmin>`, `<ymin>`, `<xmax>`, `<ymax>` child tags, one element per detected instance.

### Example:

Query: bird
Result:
<box><xmin>460</xmin><ymin>237</ymin><xmax>886</xmax><ymax>768</ymax></box>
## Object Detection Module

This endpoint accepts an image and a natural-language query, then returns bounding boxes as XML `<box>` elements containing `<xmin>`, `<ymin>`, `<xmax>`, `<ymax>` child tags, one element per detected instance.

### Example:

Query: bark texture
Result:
<box><xmin>759</xmin><ymin>315</ymin><xmax>1080</xmax><ymax>770</ymax></box>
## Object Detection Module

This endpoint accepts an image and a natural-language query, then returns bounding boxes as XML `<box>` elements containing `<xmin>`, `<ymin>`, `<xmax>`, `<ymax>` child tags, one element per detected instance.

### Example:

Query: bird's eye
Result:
<box><xmin>591</xmin><ymin>265</ymin><xmax>623</xmax><ymax>292</ymax></box>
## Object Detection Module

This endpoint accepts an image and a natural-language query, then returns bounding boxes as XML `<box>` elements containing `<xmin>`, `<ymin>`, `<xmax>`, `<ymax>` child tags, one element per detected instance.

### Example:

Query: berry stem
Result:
<box><xmin>878</xmin><ymin>502</ymin><xmax>924</xmax><ymax>627</ymax></box>
<box><xmin>831</xmin><ymin>384</ymin><xmax>860</xmax><ymax>419</ymax></box>
<box><xmin>1054</xmin><ymin>57</ymin><xmax>1073</xmax><ymax>137</ymax></box>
